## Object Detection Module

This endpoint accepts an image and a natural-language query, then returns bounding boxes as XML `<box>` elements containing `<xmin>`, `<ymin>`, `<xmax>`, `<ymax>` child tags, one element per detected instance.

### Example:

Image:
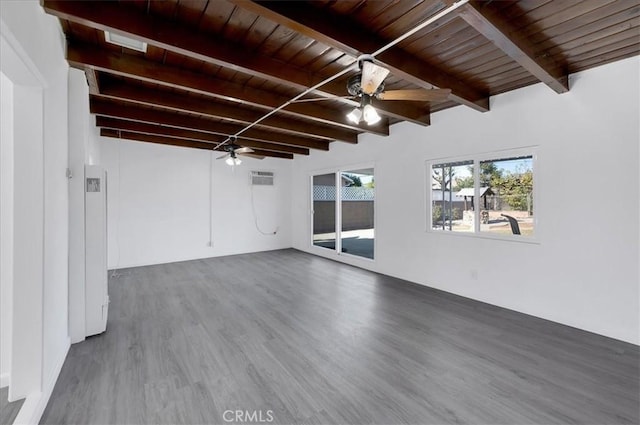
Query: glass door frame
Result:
<box><xmin>309</xmin><ymin>162</ymin><xmax>376</xmax><ymax>261</ymax></box>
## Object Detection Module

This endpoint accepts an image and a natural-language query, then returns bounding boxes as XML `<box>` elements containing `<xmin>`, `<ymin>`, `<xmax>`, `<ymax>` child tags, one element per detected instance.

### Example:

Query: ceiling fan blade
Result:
<box><xmin>377</xmin><ymin>88</ymin><xmax>452</xmax><ymax>102</ymax></box>
<box><xmin>235</xmin><ymin>147</ymin><xmax>255</xmax><ymax>154</ymax></box>
<box><xmin>216</xmin><ymin>153</ymin><xmax>230</xmax><ymax>160</ymax></box>
<box><xmin>361</xmin><ymin>61</ymin><xmax>390</xmax><ymax>95</ymax></box>
<box><xmin>239</xmin><ymin>153</ymin><xmax>265</xmax><ymax>160</ymax></box>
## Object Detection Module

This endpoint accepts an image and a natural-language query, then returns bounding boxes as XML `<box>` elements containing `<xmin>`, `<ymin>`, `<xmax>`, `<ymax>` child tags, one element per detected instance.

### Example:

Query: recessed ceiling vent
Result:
<box><xmin>104</xmin><ymin>31</ymin><xmax>147</xmax><ymax>53</ymax></box>
<box><xmin>250</xmin><ymin>171</ymin><xmax>274</xmax><ymax>186</ymax></box>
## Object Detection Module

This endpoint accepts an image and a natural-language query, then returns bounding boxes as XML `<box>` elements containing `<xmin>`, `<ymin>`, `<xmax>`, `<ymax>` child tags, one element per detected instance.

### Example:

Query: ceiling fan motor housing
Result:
<box><xmin>347</xmin><ymin>73</ymin><xmax>384</xmax><ymax>97</ymax></box>
<box><xmin>224</xmin><ymin>143</ymin><xmax>241</xmax><ymax>152</ymax></box>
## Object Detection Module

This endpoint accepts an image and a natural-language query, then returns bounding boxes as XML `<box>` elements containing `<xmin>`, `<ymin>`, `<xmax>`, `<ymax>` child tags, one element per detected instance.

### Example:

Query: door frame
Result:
<box><xmin>309</xmin><ymin>162</ymin><xmax>376</xmax><ymax>262</ymax></box>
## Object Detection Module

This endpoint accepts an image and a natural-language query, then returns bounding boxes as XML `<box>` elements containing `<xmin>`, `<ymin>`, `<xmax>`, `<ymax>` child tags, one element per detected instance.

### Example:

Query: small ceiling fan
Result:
<box><xmin>217</xmin><ymin>139</ymin><xmax>264</xmax><ymax>166</ymax></box>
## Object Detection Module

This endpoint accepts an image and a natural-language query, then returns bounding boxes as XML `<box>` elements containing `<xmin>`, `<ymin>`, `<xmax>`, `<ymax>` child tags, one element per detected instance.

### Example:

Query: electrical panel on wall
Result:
<box><xmin>250</xmin><ymin>170</ymin><xmax>274</xmax><ymax>186</ymax></box>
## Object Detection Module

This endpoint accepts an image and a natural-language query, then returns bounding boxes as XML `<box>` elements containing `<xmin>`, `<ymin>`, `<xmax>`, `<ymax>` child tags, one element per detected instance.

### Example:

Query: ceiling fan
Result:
<box><xmin>350</xmin><ymin>59</ymin><xmax>452</xmax><ymax>101</ymax></box>
<box><xmin>217</xmin><ymin>139</ymin><xmax>264</xmax><ymax>166</ymax></box>
<box><xmin>298</xmin><ymin>57</ymin><xmax>452</xmax><ymax>125</ymax></box>
<box><xmin>347</xmin><ymin>59</ymin><xmax>452</xmax><ymax>124</ymax></box>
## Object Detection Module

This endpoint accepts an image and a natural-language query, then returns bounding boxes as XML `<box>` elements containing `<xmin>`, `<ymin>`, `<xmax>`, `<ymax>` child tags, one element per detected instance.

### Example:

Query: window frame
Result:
<box><xmin>425</xmin><ymin>147</ymin><xmax>539</xmax><ymax>244</ymax></box>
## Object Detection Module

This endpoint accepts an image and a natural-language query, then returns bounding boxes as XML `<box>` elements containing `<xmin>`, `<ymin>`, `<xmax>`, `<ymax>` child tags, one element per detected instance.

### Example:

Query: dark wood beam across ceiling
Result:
<box><xmin>84</xmin><ymin>68</ymin><xmax>100</xmax><ymax>95</ymax></box>
<box><xmin>101</xmin><ymin>129</ymin><xmax>294</xmax><ymax>160</ymax></box>
<box><xmin>96</xmin><ymin>78</ymin><xmax>354</xmax><ymax>143</ymax></box>
<box><xmin>89</xmin><ymin>98</ymin><xmax>334</xmax><ymax>150</ymax></box>
<box><xmin>41</xmin><ymin>0</ymin><xmax>640</xmax><ymax>157</ymax></box>
<box><xmin>101</xmin><ymin>129</ymin><xmax>215</xmax><ymax>151</ymax></box>
<box><xmin>228</xmin><ymin>0</ymin><xmax>491</xmax><ymax>112</ymax></box>
<box><xmin>95</xmin><ymin>116</ymin><xmax>310</xmax><ymax>156</ymax></box>
<box><xmin>41</xmin><ymin>0</ymin><xmax>431</xmax><ymax>126</ymax></box>
<box><xmin>457</xmin><ymin>1</ymin><xmax>569</xmax><ymax>94</ymax></box>
<box><xmin>66</xmin><ymin>42</ymin><xmax>387</xmax><ymax>138</ymax></box>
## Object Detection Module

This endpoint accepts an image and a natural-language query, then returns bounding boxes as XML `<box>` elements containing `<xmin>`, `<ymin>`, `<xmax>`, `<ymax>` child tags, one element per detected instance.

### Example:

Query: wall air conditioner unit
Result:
<box><xmin>250</xmin><ymin>170</ymin><xmax>274</xmax><ymax>186</ymax></box>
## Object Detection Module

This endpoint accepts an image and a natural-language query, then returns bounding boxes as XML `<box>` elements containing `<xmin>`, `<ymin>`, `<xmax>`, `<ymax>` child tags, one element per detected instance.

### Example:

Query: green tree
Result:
<box><xmin>364</xmin><ymin>178</ymin><xmax>375</xmax><ymax>189</ymax></box>
<box><xmin>501</xmin><ymin>170</ymin><xmax>533</xmax><ymax>212</ymax></box>
<box><xmin>478</xmin><ymin>162</ymin><xmax>503</xmax><ymax>187</ymax></box>
<box><xmin>432</xmin><ymin>204</ymin><xmax>443</xmax><ymax>225</ymax></box>
<box><xmin>458</xmin><ymin>163</ymin><xmax>504</xmax><ymax>191</ymax></box>
<box><xmin>343</xmin><ymin>174</ymin><xmax>362</xmax><ymax>187</ymax></box>
<box><xmin>432</xmin><ymin>167</ymin><xmax>454</xmax><ymax>190</ymax></box>
<box><xmin>453</xmin><ymin>176</ymin><xmax>474</xmax><ymax>191</ymax></box>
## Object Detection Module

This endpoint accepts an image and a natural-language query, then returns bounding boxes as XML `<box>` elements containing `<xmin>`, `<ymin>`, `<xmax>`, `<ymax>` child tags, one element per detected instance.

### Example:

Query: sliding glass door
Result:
<box><xmin>312</xmin><ymin>168</ymin><xmax>375</xmax><ymax>260</ymax></box>
<box><xmin>340</xmin><ymin>168</ymin><xmax>374</xmax><ymax>259</ymax></box>
<box><xmin>312</xmin><ymin>173</ymin><xmax>336</xmax><ymax>251</ymax></box>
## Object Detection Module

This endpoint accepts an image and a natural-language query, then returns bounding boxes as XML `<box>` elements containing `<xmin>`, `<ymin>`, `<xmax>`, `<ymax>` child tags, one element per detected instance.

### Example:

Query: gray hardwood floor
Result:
<box><xmin>1</xmin><ymin>387</ymin><xmax>24</xmax><ymax>425</ymax></box>
<box><xmin>41</xmin><ymin>249</ymin><xmax>639</xmax><ymax>425</ymax></box>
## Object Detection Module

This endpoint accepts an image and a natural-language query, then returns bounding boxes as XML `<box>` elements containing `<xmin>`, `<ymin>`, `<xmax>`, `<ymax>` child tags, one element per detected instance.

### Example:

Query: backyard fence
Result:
<box><xmin>313</xmin><ymin>185</ymin><xmax>375</xmax><ymax>233</ymax></box>
<box><xmin>313</xmin><ymin>185</ymin><xmax>375</xmax><ymax>201</ymax></box>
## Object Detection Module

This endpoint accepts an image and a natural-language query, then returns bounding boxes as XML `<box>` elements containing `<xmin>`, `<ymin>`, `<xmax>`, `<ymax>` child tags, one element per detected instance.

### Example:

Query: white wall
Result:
<box><xmin>292</xmin><ymin>56</ymin><xmax>640</xmax><ymax>345</ymax></box>
<box><xmin>0</xmin><ymin>72</ymin><xmax>14</xmax><ymax>388</ymax></box>
<box><xmin>101</xmin><ymin>138</ymin><xmax>293</xmax><ymax>269</ymax></box>
<box><xmin>42</xmin><ymin>59</ymin><xmax>70</xmax><ymax>401</ymax></box>
<box><xmin>11</xmin><ymin>80</ymin><xmax>45</xmax><ymax>402</ymax></box>
<box><xmin>0</xmin><ymin>0</ymin><xmax>71</xmax><ymax>420</ymax></box>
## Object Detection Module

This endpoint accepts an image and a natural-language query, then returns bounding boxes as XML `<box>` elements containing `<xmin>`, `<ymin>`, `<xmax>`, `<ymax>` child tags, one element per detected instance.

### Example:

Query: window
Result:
<box><xmin>431</xmin><ymin>160</ymin><xmax>474</xmax><ymax>232</ymax></box>
<box><xmin>312</xmin><ymin>168</ymin><xmax>375</xmax><ymax>259</ymax></box>
<box><xmin>428</xmin><ymin>150</ymin><xmax>535</xmax><ymax>238</ymax></box>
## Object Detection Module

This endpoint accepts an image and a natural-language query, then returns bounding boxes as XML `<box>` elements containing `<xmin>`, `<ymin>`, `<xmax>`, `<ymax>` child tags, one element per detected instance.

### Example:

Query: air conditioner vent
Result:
<box><xmin>250</xmin><ymin>170</ymin><xmax>274</xmax><ymax>186</ymax></box>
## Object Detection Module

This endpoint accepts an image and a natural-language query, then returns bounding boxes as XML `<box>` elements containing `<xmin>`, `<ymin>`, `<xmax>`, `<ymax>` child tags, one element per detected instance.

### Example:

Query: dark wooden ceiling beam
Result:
<box><xmin>96</xmin><ymin>116</ymin><xmax>309</xmax><ymax>155</ymax></box>
<box><xmin>229</xmin><ymin>0</ymin><xmax>490</xmax><ymax>112</ymax></box>
<box><xmin>219</xmin><ymin>139</ymin><xmax>307</xmax><ymax>156</ymax></box>
<box><xmin>457</xmin><ymin>1</ymin><xmax>569</xmax><ymax>94</ymax></box>
<box><xmin>97</xmin><ymin>79</ymin><xmax>348</xmax><ymax>144</ymax></box>
<box><xmin>66</xmin><ymin>42</ymin><xmax>386</xmax><ymax>138</ymax></box>
<box><xmin>41</xmin><ymin>0</ymin><xmax>430</xmax><ymax>126</ymax></box>
<box><xmin>237</xmin><ymin>149</ymin><xmax>293</xmax><ymax>160</ymax></box>
<box><xmin>89</xmin><ymin>97</ymin><xmax>333</xmax><ymax>150</ymax></box>
<box><xmin>84</xmin><ymin>68</ymin><xmax>99</xmax><ymax>94</ymax></box>
<box><xmin>101</xmin><ymin>128</ymin><xmax>215</xmax><ymax>151</ymax></box>
<box><xmin>101</xmin><ymin>129</ymin><xmax>293</xmax><ymax>159</ymax></box>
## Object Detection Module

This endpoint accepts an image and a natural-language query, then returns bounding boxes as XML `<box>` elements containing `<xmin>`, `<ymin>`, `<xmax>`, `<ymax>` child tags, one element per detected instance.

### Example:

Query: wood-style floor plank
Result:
<box><xmin>40</xmin><ymin>249</ymin><xmax>639</xmax><ymax>424</ymax></box>
<box><xmin>1</xmin><ymin>387</ymin><xmax>24</xmax><ymax>425</ymax></box>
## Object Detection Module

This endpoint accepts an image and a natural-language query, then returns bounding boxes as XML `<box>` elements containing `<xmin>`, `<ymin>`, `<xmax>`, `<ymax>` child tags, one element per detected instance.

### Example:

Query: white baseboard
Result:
<box><xmin>13</xmin><ymin>337</ymin><xmax>70</xmax><ymax>425</ymax></box>
<box><xmin>0</xmin><ymin>372</ymin><xmax>9</xmax><ymax>388</ymax></box>
<box><xmin>11</xmin><ymin>393</ymin><xmax>41</xmax><ymax>425</ymax></box>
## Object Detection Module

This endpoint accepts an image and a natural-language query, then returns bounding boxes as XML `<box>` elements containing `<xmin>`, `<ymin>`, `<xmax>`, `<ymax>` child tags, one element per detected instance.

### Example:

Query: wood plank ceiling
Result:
<box><xmin>42</xmin><ymin>0</ymin><xmax>640</xmax><ymax>159</ymax></box>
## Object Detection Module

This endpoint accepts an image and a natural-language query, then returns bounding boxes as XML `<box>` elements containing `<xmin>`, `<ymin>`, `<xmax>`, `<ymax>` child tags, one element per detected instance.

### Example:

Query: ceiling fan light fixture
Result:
<box><xmin>346</xmin><ymin>94</ymin><xmax>380</xmax><ymax>125</ymax></box>
<box><xmin>225</xmin><ymin>151</ymin><xmax>242</xmax><ymax>166</ymax></box>
<box><xmin>362</xmin><ymin>104</ymin><xmax>381</xmax><ymax>125</ymax></box>
<box><xmin>347</xmin><ymin>107</ymin><xmax>363</xmax><ymax>124</ymax></box>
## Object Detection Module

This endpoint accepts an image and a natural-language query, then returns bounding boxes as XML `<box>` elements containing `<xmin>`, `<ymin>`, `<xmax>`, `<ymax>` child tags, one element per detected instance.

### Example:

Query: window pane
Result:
<box><xmin>431</xmin><ymin>160</ymin><xmax>474</xmax><ymax>232</ymax></box>
<box><xmin>312</xmin><ymin>173</ymin><xmax>336</xmax><ymax>250</ymax></box>
<box><xmin>341</xmin><ymin>169</ymin><xmax>374</xmax><ymax>259</ymax></box>
<box><xmin>478</xmin><ymin>156</ymin><xmax>534</xmax><ymax>236</ymax></box>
